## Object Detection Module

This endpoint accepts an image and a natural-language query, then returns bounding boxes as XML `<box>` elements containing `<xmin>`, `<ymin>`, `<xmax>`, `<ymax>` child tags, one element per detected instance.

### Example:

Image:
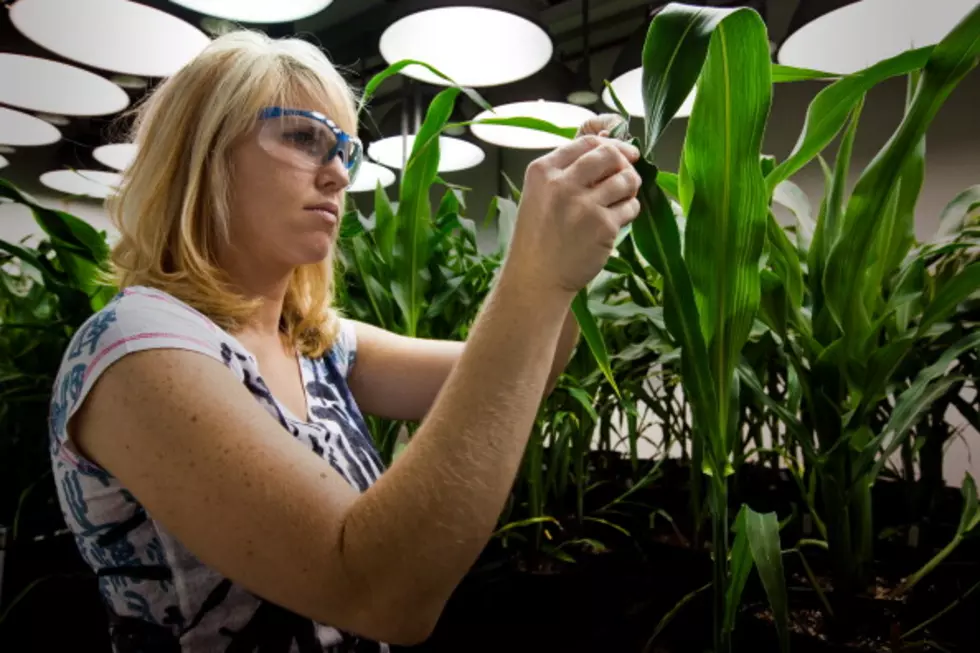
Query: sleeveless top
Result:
<box><xmin>48</xmin><ymin>286</ymin><xmax>389</xmax><ymax>653</ymax></box>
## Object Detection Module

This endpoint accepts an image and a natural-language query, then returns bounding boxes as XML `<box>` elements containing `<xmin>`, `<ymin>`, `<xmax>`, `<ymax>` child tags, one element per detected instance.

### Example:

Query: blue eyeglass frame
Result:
<box><xmin>257</xmin><ymin>106</ymin><xmax>362</xmax><ymax>177</ymax></box>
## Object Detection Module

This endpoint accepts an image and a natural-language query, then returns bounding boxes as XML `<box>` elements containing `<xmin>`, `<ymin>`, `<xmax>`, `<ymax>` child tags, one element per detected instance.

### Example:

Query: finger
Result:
<box><xmin>541</xmin><ymin>134</ymin><xmax>606</xmax><ymax>170</ymax></box>
<box><xmin>566</xmin><ymin>141</ymin><xmax>639</xmax><ymax>187</ymax></box>
<box><xmin>576</xmin><ymin>113</ymin><xmax>627</xmax><ymax>138</ymax></box>
<box><xmin>592</xmin><ymin>167</ymin><xmax>642</xmax><ymax>207</ymax></box>
<box><xmin>606</xmin><ymin>197</ymin><xmax>642</xmax><ymax>228</ymax></box>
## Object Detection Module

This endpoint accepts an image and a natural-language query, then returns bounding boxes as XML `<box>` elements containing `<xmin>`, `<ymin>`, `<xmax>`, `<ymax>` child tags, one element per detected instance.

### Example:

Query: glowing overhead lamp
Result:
<box><xmin>471</xmin><ymin>63</ymin><xmax>596</xmax><ymax>150</ymax></box>
<box><xmin>779</xmin><ymin>0</ymin><xmax>977</xmax><ymax>75</ymax></box>
<box><xmin>40</xmin><ymin>170</ymin><xmax>122</xmax><ymax>200</ymax></box>
<box><xmin>368</xmin><ymin>135</ymin><xmax>485</xmax><ymax>173</ymax></box>
<box><xmin>0</xmin><ymin>155</ymin><xmax>8</xmax><ymax>170</ymax></box>
<box><xmin>0</xmin><ymin>54</ymin><xmax>128</xmax><ymax>117</ymax></box>
<box><xmin>93</xmin><ymin>143</ymin><xmax>138</xmax><ymax>172</ymax></box>
<box><xmin>347</xmin><ymin>161</ymin><xmax>397</xmax><ymax>193</ymax></box>
<box><xmin>11</xmin><ymin>0</ymin><xmax>210</xmax><ymax>78</ymax></box>
<box><xmin>379</xmin><ymin>1</ymin><xmax>553</xmax><ymax>87</ymax></box>
<box><xmin>0</xmin><ymin>107</ymin><xmax>61</xmax><ymax>147</ymax></box>
<box><xmin>169</xmin><ymin>0</ymin><xmax>335</xmax><ymax>24</ymax></box>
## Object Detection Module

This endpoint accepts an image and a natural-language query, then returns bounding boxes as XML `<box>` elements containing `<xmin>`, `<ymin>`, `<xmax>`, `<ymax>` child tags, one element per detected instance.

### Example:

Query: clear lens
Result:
<box><xmin>257</xmin><ymin>114</ymin><xmax>362</xmax><ymax>184</ymax></box>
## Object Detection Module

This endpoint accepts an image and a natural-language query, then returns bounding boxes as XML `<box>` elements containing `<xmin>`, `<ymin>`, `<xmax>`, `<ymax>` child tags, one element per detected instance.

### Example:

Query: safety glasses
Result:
<box><xmin>257</xmin><ymin>107</ymin><xmax>363</xmax><ymax>185</ymax></box>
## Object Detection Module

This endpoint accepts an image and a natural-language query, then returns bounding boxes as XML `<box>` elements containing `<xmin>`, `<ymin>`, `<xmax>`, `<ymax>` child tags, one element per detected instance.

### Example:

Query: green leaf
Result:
<box><xmin>374</xmin><ymin>182</ymin><xmax>397</xmax><ymax>265</ymax></box>
<box><xmin>640</xmin><ymin>3</ymin><xmax>751</xmax><ymax>156</ymax></box>
<box><xmin>565</xmin><ymin>386</ymin><xmax>599</xmax><ymax>423</ymax></box>
<box><xmin>394</xmin><ymin>87</ymin><xmax>460</xmax><ymax>336</ymax></box>
<box><xmin>492</xmin><ymin>516</ymin><xmax>561</xmax><ymax>537</ymax></box>
<box><xmin>918</xmin><ymin>261</ymin><xmax>980</xmax><ymax>333</ymax></box>
<box><xmin>602</xmin><ymin>79</ymin><xmax>632</xmax><ymax>128</ymax></box>
<box><xmin>772</xmin><ymin>179</ymin><xmax>814</xmax><ymax>254</ymax></box>
<box><xmin>725</xmin><ymin>505</ymin><xmax>754</xmax><ymax>635</ymax></box>
<box><xmin>957</xmin><ymin>473</ymin><xmax>979</xmax><ymax>536</ymax></box>
<box><xmin>824</xmin><ymin>7</ymin><xmax>980</xmax><ymax>344</ymax></box>
<box><xmin>808</xmin><ymin>98</ymin><xmax>863</xmax><ymax>320</ymax></box>
<box><xmin>571</xmin><ymin>290</ymin><xmax>619</xmax><ymax>396</ymax></box>
<box><xmin>494</xmin><ymin>196</ymin><xmax>518</xmax><ymax>255</ymax></box>
<box><xmin>771</xmin><ymin>63</ymin><xmax>835</xmax><ymax>83</ymax></box>
<box><xmin>454</xmin><ymin>116</ymin><xmax>576</xmax><ymax>141</ymax></box>
<box><xmin>358</xmin><ymin>59</ymin><xmax>490</xmax><ymax>115</ymax></box>
<box><xmin>631</xmin><ymin>156</ymin><xmax>717</xmax><ymax>457</ymax></box>
<box><xmin>339</xmin><ymin>209</ymin><xmax>365</xmax><ymax>238</ymax></box>
<box><xmin>744</xmin><ymin>507</ymin><xmax>791</xmax><ymax>653</ymax></box>
<box><xmin>587</xmin><ymin>300</ymin><xmax>665</xmax><ymax>327</ymax></box>
<box><xmin>677</xmin><ymin>6</ymin><xmax>772</xmax><ymax>461</ymax></box>
<box><xmin>936</xmin><ymin>184</ymin><xmax>980</xmax><ymax>238</ymax></box>
<box><xmin>766</xmin><ymin>46</ymin><xmax>935</xmax><ymax>193</ymax></box>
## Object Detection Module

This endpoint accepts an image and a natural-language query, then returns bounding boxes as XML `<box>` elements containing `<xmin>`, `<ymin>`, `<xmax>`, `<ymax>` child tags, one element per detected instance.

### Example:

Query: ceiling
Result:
<box><xmin>0</xmin><ymin>0</ymin><xmax>805</xmax><ymax>198</ymax></box>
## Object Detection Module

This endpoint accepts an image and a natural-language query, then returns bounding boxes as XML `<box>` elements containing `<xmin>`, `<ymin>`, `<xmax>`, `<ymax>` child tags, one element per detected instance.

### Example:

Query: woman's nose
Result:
<box><xmin>316</xmin><ymin>155</ymin><xmax>350</xmax><ymax>189</ymax></box>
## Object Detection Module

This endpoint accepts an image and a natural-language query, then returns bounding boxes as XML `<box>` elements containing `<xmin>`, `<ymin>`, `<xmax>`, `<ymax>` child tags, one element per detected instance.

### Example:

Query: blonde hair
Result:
<box><xmin>106</xmin><ymin>30</ymin><xmax>359</xmax><ymax>358</ymax></box>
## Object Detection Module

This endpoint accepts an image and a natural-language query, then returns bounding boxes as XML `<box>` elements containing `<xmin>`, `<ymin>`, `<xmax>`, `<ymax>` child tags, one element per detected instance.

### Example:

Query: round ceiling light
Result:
<box><xmin>348</xmin><ymin>161</ymin><xmax>397</xmax><ymax>193</ymax></box>
<box><xmin>779</xmin><ymin>0</ymin><xmax>977</xmax><ymax>75</ymax></box>
<box><xmin>0</xmin><ymin>107</ymin><xmax>61</xmax><ymax>147</ymax></box>
<box><xmin>169</xmin><ymin>0</ymin><xmax>335</xmax><ymax>23</ymax></box>
<box><xmin>40</xmin><ymin>170</ymin><xmax>122</xmax><ymax>199</ymax></box>
<box><xmin>602</xmin><ymin>68</ymin><xmax>696</xmax><ymax>120</ymax></box>
<box><xmin>0</xmin><ymin>54</ymin><xmax>129</xmax><ymax>117</ymax></box>
<box><xmin>379</xmin><ymin>6</ymin><xmax>552</xmax><ymax>87</ymax></box>
<box><xmin>0</xmin><ymin>155</ymin><xmax>8</xmax><ymax>170</ymax></box>
<box><xmin>11</xmin><ymin>0</ymin><xmax>211</xmax><ymax>78</ymax></box>
<box><xmin>368</xmin><ymin>135</ymin><xmax>485</xmax><ymax>173</ymax></box>
<box><xmin>471</xmin><ymin>100</ymin><xmax>596</xmax><ymax>149</ymax></box>
<box><xmin>94</xmin><ymin>143</ymin><xmax>138</xmax><ymax>171</ymax></box>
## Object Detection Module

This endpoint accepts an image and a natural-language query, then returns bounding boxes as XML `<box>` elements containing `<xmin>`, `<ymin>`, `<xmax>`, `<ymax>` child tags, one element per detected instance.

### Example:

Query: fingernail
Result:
<box><xmin>599</xmin><ymin>130</ymin><xmax>610</xmax><ymax>137</ymax></box>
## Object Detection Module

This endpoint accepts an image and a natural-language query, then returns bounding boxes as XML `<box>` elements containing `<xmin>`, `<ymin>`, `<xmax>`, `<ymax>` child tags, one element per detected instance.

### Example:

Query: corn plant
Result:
<box><xmin>608</xmin><ymin>3</ymin><xmax>796</xmax><ymax>650</ymax></box>
<box><xmin>740</xmin><ymin>5</ymin><xmax>980</xmax><ymax>605</ymax></box>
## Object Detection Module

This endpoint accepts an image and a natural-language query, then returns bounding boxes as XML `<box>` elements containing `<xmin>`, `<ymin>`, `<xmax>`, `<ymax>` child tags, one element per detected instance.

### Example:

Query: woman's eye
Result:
<box><xmin>283</xmin><ymin>130</ymin><xmax>317</xmax><ymax>145</ymax></box>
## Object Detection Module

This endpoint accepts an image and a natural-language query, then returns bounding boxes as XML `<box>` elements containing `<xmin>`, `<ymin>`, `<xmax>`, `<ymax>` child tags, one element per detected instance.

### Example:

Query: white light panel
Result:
<box><xmin>40</xmin><ymin>170</ymin><xmax>122</xmax><ymax>199</ymax></box>
<box><xmin>348</xmin><ymin>161</ymin><xmax>396</xmax><ymax>193</ymax></box>
<box><xmin>0</xmin><ymin>155</ymin><xmax>8</xmax><ymax>170</ymax></box>
<box><xmin>169</xmin><ymin>0</ymin><xmax>335</xmax><ymax>23</ymax></box>
<box><xmin>368</xmin><ymin>135</ymin><xmax>485</xmax><ymax>173</ymax></box>
<box><xmin>471</xmin><ymin>100</ymin><xmax>596</xmax><ymax>149</ymax></box>
<box><xmin>779</xmin><ymin>0</ymin><xmax>977</xmax><ymax>75</ymax></box>
<box><xmin>11</xmin><ymin>0</ymin><xmax>210</xmax><ymax>78</ymax></box>
<box><xmin>0</xmin><ymin>54</ymin><xmax>129</xmax><ymax>117</ymax></box>
<box><xmin>602</xmin><ymin>68</ymin><xmax>695</xmax><ymax>120</ymax></box>
<box><xmin>0</xmin><ymin>107</ymin><xmax>61</xmax><ymax>147</ymax></box>
<box><xmin>94</xmin><ymin>143</ymin><xmax>138</xmax><ymax>171</ymax></box>
<box><xmin>379</xmin><ymin>7</ymin><xmax>553</xmax><ymax>87</ymax></box>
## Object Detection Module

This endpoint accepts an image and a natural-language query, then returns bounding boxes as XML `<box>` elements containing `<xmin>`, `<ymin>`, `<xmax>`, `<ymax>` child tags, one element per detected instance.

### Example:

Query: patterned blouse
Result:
<box><xmin>48</xmin><ymin>286</ymin><xmax>388</xmax><ymax>652</ymax></box>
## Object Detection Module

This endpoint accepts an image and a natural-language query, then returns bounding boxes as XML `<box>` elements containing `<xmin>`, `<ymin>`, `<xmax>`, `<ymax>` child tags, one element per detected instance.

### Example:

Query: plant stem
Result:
<box><xmin>711</xmin><ymin>478</ymin><xmax>730</xmax><ymax>653</ymax></box>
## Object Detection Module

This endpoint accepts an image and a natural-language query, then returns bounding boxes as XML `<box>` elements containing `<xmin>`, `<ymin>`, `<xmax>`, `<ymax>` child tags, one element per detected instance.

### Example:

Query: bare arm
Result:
<box><xmin>72</xmin><ymin>135</ymin><xmax>640</xmax><ymax>645</ymax></box>
<box><xmin>347</xmin><ymin>308</ymin><xmax>579</xmax><ymax>422</ymax></box>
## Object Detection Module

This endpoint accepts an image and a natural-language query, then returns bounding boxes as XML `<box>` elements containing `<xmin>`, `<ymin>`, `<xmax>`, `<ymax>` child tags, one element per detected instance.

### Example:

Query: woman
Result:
<box><xmin>49</xmin><ymin>30</ymin><xmax>641</xmax><ymax>652</ymax></box>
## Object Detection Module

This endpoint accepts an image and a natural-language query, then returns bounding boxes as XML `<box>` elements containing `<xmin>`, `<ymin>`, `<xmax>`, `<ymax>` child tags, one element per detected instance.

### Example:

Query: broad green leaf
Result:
<box><xmin>602</xmin><ymin>79</ymin><xmax>632</xmax><ymax>129</ymax></box>
<box><xmin>936</xmin><ymin>184</ymin><xmax>980</xmax><ymax>238</ymax></box>
<box><xmin>394</xmin><ymin>87</ymin><xmax>460</xmax><ymax>335</ymax></box>
<box><xmin>824</xmin><ymin>7</ymin><xmax>980</xmax><ymax>343</ymax></box>
<box><xmin>765</xmin><ymin>211</ymin><xmax>804</xmax><ymax>313</ymax></box>
<box><xmin>631</xmin><ymin>156</ymin><xmax>717</xmax><ymax>454</ymax></box>
<box><xmin>587</xmin><ymin>300</ymin><xmax>665</xmax><ymax>328</ymax></box>
<box><xmin>678</xmin><ymin>6</ymin><xmax>772</xmax><ymax>461</ymax></box>
<box><xmin>571</xmin><ymin>290</ymin><xmax>619</xmax><ymax>396</ymax></box>
<box><xmin>339</xmin><ymin>209</ymin><xmax>364</xmax><ymax>238</ymax></box>
<box><xmin>918</xmin><ymin>261</ymin><xmax>980</xmax><ymax>333</ymax></box>
<box><xmin>641</xmin><ymin>3</ymin><xmax>747</xmax><ymax>155</ymax></box>
<box><xmin>656</xmin><ymin>171</ymin><xmax>680</xmax><ymax>199</ymax></box>
<box><xmin>766</xmin><ymin>46</ymin><xmax>935</xmax><ymax>193</ymax></box>
<box><xmin>744</xmin><ymin>507</ymin><xmax>791</xmax><ymax>653</ymax></box>
<box><xmin>0</xmin><ymin>179</ymin><xmax>108</xmax><ymax>263</ymax></box>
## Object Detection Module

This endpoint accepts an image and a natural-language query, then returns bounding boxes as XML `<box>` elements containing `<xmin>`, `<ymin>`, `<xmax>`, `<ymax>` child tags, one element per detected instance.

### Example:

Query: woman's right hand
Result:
<box><xmin>505</xmin><ymin>135</ymin><xmax>643</xmax><ymax>296</ymax></box>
